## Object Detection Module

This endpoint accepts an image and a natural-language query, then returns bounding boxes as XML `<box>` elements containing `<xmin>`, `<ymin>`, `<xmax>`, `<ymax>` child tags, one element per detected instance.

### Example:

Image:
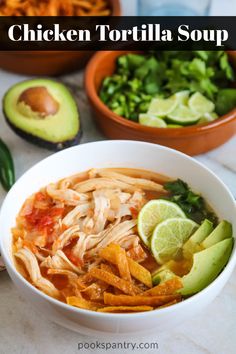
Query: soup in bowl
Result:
<box><xmin>0</xmin><ymin>141</ymin><xmax>235</xmax><ymax>336</ymax></box>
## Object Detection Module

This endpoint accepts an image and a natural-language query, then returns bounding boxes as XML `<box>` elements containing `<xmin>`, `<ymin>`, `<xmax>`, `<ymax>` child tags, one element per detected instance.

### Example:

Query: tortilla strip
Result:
<box><xmin>89</xmin><ymin>268</ymin><xmax>141</xmax><ymax>295</ymax></box>
<box><xmin>142</xmin><ymin>278</ymin><xmax>183</xmax><ymax>296</ymax></box>
<box><xmin>100</xmin><ymin>245</ymin><xmax>152</xmax><ymax>288</ymax></box>
<box><xmin>66</xmin><ymin>296</ymin><xmax>103</xmax><ymax>310</ymax></box>
<box><xmin>100</xmin><ymin>263</ymin><xmax>118</xmax><ymax>275</ymax></box>
<box><xmin>156</xmin><ymin>299</ymin><xmax>180</xmax><ymax>309</ymax></box>
<box><xmin>81</xmin><ymin>281</ymin><xmax>109</xmax><ymax>301</ymax></box>
<box><xmin>104</xmin><ymin>292</ymin><xmax>181</xmax><ymax>307</ymax></box>
<box><xmin>98</xmin><ymin>306</ymin><xmax>153</xmax><ymax>313</ymax></box>
<box><xmin>127</xmin><ymin>258</ymin><xmax>152</xmax><ymax>288</ymax></box>
<box><xmin>113</xmin><ymin>245</ymin><xmax>131</xmax><ymax>281</ymax></box>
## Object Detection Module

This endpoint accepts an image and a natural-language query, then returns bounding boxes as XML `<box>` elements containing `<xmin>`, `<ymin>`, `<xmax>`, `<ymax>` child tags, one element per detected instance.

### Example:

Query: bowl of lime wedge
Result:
<box><xmin>85</xmin><ymin>50</ymin><xmax>236</xmax><ymax>155</ymax></box>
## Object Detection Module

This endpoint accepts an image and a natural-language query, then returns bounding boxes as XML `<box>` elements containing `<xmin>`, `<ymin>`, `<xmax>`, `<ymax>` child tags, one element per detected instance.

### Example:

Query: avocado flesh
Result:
<box><xmin>180</xmin><ymin>238</ymin><xmax>233</xmax><ymax>295</ymax></box>
<box><xmin>201</xmin><ymin>220</ymin><xmax>232</xmax><ymax>248</ymax></box>
<box><xmin>3</xmin><ymin>79</ymin><xmax>81</xmax><ymax>150</ymax></box>
<box><xmin>183</xmin><ymin>219</ymin><xmax>213</xmax><ymax>259</ymax></box>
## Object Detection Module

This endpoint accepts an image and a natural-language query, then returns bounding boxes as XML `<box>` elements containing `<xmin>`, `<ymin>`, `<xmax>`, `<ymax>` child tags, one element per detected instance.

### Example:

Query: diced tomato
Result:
<box><xmin>25</xmin><ymin>206</ymin><xmax>64</xmax><ymax>243</ymax></box>
<box><xmin>64</xmin><ymin>249</ymin><xmax>83</xmax><ymax>267</ymax></box>
<box><xmin>130</xmin><ymin>206</ymin><xmax>139</xmax><ymax>218</ymax></box>
<box><xmin>35</xmin><ymin>192</ymin><xmax>46</xmax><ymax>201</ymax></box>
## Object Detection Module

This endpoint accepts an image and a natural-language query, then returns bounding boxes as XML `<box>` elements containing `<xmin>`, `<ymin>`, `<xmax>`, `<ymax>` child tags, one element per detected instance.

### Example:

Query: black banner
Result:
<box><xmin>0</xmin><ymin>16</ymin><xmax>236</xmax><ymax>51</ymax></box>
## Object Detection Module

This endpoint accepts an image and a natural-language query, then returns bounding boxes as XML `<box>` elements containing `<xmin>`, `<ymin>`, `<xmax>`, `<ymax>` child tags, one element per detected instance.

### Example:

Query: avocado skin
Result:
<box><xmin>4</xmin><ymin>114</ymin><xmax>83</xmax><ymax>151</ymax></box>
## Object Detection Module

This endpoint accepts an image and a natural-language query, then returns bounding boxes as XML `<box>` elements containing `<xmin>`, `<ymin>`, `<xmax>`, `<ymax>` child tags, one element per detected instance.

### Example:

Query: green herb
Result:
<box><xmin>100</xmin><ymin>51</ymin><xmax>234</xmax><ymax>120</ymax></box>
<box><xmin>0</xmin><ymin>138</ymin><xmax>15</xmax><ymax>191</ymax></box>
<box><xmin>164</xmin><ymin>179</ymin><xmax>218</xmax><ymax>226</ymax></box>
<box><xmin>215</xmin><ymin>88</ymin><xmax>236</xmax><ymax>115</ymax></box>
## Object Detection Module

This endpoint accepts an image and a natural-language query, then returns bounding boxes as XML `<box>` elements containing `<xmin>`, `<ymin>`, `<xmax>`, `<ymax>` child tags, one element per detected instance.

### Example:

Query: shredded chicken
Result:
<box><xmin>15</xmin><ymin>248</ymin><xmax>60</xmax><ymax>298</ymax></box>
<box><xmin>52</xmin><ymin>225</ymin><xmax>81</xmax><ymax>253</ymax></box>
<box><xmin>96</xmin><ymin>170</ymin><xmax>166</xmax><ymax>192</ymax></box>
<box><xmin>47</xmin><ymin>183</ymin><xmax>89</xmax><ymax>205</ymax></box>
<box><xmin>93</xmin><ymin>190</ymin><xmax>110</xmax><ymax>233</ymax></box>
<box><xmin>74</xmin><ymin>178</ymin><xmax>138</xmax><ymax>193</ymax></box>
<box><xmin>40</xmin><ymin>250</ymin><xmax>84</xmax><ymax>274</ymax></box>
<box><xmin>13</xmin><ymin>168</ymin><xmax>165</xmax><ymax>302</ymax></box>
<box><xmin>62</xmin><ymin>202</ymin><xmax>92</xmax><ymax>227</ymax></box>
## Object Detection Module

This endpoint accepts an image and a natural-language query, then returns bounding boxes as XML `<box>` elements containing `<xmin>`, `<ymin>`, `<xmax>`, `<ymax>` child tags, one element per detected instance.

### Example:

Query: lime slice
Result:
<box><xmin>174</xmin><ymin>91</ymin><xmax>190</xmax><ymax>105</ymax></box>
<box><xmin>151</xmin><ymin>218</ymin><xmax>199</xmax><ymax>264</ymax></box>
<box><xmin>167</xmin><ymin>105</ymin><xmax>200</xmax><ymax>125</ymax></box>
<box><xmin>139</xmin><ymin>114</ymin><xmax>167</xmax><ymax>128</ymax></box>
<box><xmin>198</xmin><ymin>112</ymin><xmax>218</xmax><ymax>124</ymax></box>
<box><xmin>147</xmin><ymin>96</ymin><xmax>178</xmax><ymax>116</ymax></box>
<box><xmin>138</xmin><ymin>200</ymin><xmax>186</xmax><ymax>246</ymax></box>
<box><xmin>152</xmin><ymin>269</ymin><xmax>176</xmax><ymax>286</ymax></box>
<box><xmin>189</xmin><ymin>92</ymin><xmax>215</xmax><ymax>115</ymax></box>
<box><xmin>167</xmin><ymin>124</ymin><xmax>183</xmax><ymax>128</ymax></box>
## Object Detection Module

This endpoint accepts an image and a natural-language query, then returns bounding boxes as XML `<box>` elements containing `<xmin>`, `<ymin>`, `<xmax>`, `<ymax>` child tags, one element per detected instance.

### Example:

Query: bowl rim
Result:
<box><xmin>1</xmin><ymin>140</ymin><xmax>236</xmax><ymax>319</ymax></box>
<box><xmin>84</xmin><ymin>50</ymin><xmax>236</xmax><ymax>137</ymax></box>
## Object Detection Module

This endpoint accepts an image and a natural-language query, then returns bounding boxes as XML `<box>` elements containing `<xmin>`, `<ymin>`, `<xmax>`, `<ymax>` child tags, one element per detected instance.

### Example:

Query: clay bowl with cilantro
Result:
<box><xmin>85</xmin><ymin>50</ymin><xmax>236</xmax><ymax>156</ymax></box>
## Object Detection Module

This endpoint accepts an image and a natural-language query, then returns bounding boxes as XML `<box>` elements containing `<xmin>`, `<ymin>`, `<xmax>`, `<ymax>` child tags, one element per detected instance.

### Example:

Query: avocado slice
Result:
<box><xmin>3</xmin><ymin>79</ymin><xmax>81</xmax><ymax>151</ymax></box>
<box><xmin>201</xmin><ymin>220</ymin><xmax>232</xmax><ymax>249</ymax></box>
<box><xmin>180</xmin><ymin>238</ymin><xmax>233</xmax><ymax>295</ymax></box>
<box><xmin>183</xmin><ymin>219</ymin><xmax>213</xmax><ymax>259</ymax></box>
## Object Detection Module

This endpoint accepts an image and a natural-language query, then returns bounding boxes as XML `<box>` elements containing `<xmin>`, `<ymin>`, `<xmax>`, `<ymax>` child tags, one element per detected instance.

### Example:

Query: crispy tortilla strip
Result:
<box><xmin>142</xmin><ymin>278</ymin><xmax>183</xmax><ymax>296</ymax></box>
<box><xmin>89</xmin><ymin>268</ymin><xmax>141</xmax><ymax>295</ymax></box>
<box><xmin>98</xmin><ymin>306</ymin><xmax>153</xmax><ymax>313</ymax></box>
<box><xmin>156</xmin><ymin>299</ymin><xmax>180</xmax><ymax>309</ymax></box>
<box><xmin>81</xmin><ymin>282</ymin><xmax>109</xmax><ymax>301</ymax></box>
<box><xmin>127</xmin><ymin>258</ymin><xmax>152</xmax><ymax>288</ymax></box>
<box><xmin>100</xmin><ymin>263</ymin><xmax>118</xmax><ymax>275</ymax></box>
<box><xmin>104</xmin><ymin>292</ymin><xmax>181</xmax><ymax>307</ymax></box>
<box><xmin>66</xmin><ymin>296</ymin><xmax>103</xmax><ymax>310</ymax></box>
<box><xmin>112</xmin><ymin>244</ymin><xmax>131</xmax><ymax>281</ymax></box>
<box><xmin>100</xmin><ymin>245</ymin><xmax>152</xmax><ymax>288</ymax></box>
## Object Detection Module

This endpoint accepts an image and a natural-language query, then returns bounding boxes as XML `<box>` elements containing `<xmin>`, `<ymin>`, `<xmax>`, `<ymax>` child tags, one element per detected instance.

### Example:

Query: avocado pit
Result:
<box><xmin>17</xmin><ymin>86</ymin><xmax>59</xmax><ymax>118</ymax></box>
<box><xmin>3</xmin><ymin>78</ymin><xmax>81</xmax><ymax>150</ymax></box>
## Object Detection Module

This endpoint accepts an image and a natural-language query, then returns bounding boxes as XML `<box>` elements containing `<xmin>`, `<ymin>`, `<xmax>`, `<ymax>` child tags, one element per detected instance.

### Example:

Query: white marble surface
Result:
<box><xmin>0</xmin><ymin>2</ymin><xmax>236</xmax><ymax>352</ymax></box>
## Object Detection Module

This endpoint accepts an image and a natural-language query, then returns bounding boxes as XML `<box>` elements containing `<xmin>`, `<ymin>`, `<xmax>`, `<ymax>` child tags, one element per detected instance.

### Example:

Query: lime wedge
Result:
<box><xmin>138</xmin><ymin>200</ymin><xmax>186</xmax><ymax>246</ymax></box>
<box><xmin>189</xmin><ymin>92</ymin><xmax>215</xmax><ymax>115</ymax></box>
<box><xmin>139</xmin><ymin>114</ymin><xmax>167</xmax><ymax>128</ymax></box>
<box><xmin>174</xmin><ymin>90</ymin><xmax>190</xmax><ymax>105</ymax></box>
<box><xmin>148</xmin><ymin>96</ymin><xmax>178</xmax><ymax>116</ymax></box>
<box><xmin>152</xmin><ymin>269</ymin><xmax>176</xmax><ymax>286</ymax></box>
<box><xmin>151</xmin><ymin>218</ymin><xmax>199</xmax><ymax>264</ymax></box>
<box><xmin>167</xmin><ymin>124</ymin><xmax>183</xmax><ymax>128</ymax></box>
<box><xmin>198</xmin><ymin>112</ymin><xmax>218</xmax><ymax>124</ymax></box>
<box><xmin>167</xmin><ymin>105</ymin><xmax>200</xmax><ymax>125</ymax></box>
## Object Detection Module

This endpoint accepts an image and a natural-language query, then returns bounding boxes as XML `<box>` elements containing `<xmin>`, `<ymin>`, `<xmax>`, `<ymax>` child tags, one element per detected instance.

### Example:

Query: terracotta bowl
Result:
<box><xmin>84</xmin><ymin>50</ymin><xmax>236</xmax><ymax>156</ymax></box>
<box><xmin>0</xmin><ymin>0</ymin><xmax>121</xmax><ymax>76</ymax></box>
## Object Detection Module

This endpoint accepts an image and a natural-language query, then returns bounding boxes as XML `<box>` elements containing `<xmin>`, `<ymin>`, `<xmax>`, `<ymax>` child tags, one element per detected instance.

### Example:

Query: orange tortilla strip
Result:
<box><xmin>142</xmin><ymin>277</ymin><xmax>183</xmax><ymax>296</ymax></box>
<box><xmin>127</xmin><ymin>258</ymin><xmax>152</xmax><ymax>288</ymax></box>
<box><xmin>113</xmin><ymin>244</ymin><xmax>131</xmax><ymax>281</ymax></box>
<box><xmin>66</xmin><ymin>296</ymin><xmax>103</xmax><ymax>310</ymax></box>
<box><xmin>104</xmin><ymin>292</ymin><xmax>181</xmax><ymax>307</ymax></box>
<box><xmin>98</xmin><ymin>306</ymin><xmax>153</xmax><ymax>313</ymax></box>
<box><xmin>156</xmin><ymin>299</ymin><xmax>180</xmax><ymax>309</ymax></box>
<box><xmin>100</xmin><ymin>245</ymin><xmax>152</xmax><ymax>288</ymax></box>
<box><xmin>89</xmin><ymin>268</ymin><xmax>140</xmax><ymax>295</ymax></box>
<box><xmin>81</xmin><ymin>282</ymin><xmax>109</xmax><ymax>301</ymax></box>
<box><xmin>100</xmin><ymin>263</ymin><xmax>118</xmax><ymax>275</ymax></box>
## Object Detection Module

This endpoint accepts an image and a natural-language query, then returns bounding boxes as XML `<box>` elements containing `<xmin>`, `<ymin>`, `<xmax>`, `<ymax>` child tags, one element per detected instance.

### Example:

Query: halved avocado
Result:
<box><xmin>3</xmin><ymin>79</ymin><xmax>82</xmax><ymax>151</ymax></box>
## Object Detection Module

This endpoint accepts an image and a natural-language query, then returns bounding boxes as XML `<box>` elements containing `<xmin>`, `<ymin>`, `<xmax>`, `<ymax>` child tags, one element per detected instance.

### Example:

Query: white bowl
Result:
<box><xmin>0</xmin><ymin>140</ymin><xmax>235</xmax><ymax>337</ymax></box>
